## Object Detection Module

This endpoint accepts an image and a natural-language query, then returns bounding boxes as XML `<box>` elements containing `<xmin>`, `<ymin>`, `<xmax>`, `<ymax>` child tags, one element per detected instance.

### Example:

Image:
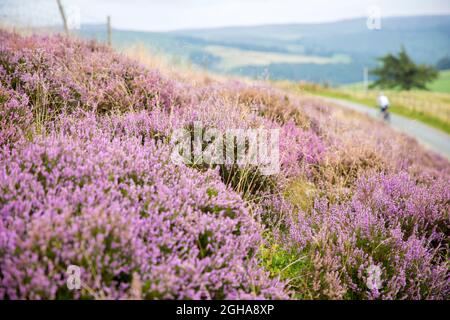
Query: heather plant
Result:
<box><xmin>283</xmin><ymin>172</ymin><xmax>449</xmax><ymax>299</ymax></box>
<box><xmin>0</xmin><ymin>31</ymin><xmax>182</xmax><ymax>122</ymax></box>
<box><xmin>0</xmin><ymin>114</ymin><xmax>286</xmax><ymax>299</ymax></box>
<box><xmin>0</xmin><ymin>29</ymin><xmax>449</xmax><ymax>300</ymax></box>
<box><xmin>280</xmin><ymin>120</ymin><xmax>325</xmax><ymax>178</ymax></box>
<box><xmin>0</xmin><ymin>84</ymin><xmax>32</xmax><ymax>146</ymax></box>
<box><xmin>170</xmin><ymin>122</ymin><xmax>279</xmax><ymax>199</ymax></box>
<box><xmin>219</xmin><ymin>83</ymin><xmax>312</xmax><ymax>129</ymax></box>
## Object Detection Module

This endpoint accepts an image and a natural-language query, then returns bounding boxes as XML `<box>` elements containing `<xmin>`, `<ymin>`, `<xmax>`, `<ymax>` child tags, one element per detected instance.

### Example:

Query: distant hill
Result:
<box><xmin>77</xmin><ymin>15</ymin><xmax>450</xmax><ymax>85</ymax></box>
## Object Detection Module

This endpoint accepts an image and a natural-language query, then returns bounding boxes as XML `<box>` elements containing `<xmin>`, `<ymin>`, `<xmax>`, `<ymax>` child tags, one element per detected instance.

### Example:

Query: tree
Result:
<box><xmin>370</xmin><ymin>47</ymin><xmax>438</xmax><ymax>90</ymax></box>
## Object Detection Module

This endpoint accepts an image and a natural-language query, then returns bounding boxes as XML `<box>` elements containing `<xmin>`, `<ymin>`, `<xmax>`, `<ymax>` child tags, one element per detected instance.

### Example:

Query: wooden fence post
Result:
<box><xmin>107</xmin><ymin>16</ymin><xmax>112</xmax><ymax>46</ymax></box>
<box><xmin>56</xmin><ymin>0</ymin><xmax>69</xmax><ymax>34</ymax></box>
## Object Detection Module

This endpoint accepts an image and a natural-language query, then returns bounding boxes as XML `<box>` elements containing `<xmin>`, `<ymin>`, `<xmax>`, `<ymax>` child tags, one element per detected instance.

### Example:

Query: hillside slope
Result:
<box><xmin>0</xmin><ymin>30</ymin><xmax>449</xmax><ymax>300</ymax></box>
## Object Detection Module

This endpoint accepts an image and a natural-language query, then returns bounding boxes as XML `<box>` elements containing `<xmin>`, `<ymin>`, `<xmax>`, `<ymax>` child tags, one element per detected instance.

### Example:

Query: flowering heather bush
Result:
<box><xmin>285</xmin><ymin>172</ymin><xmax>449</xmax><ymax>299</ymax></box>
<box><xmin>0</xmin><ymin>84</ymin><xmax>31</xmax><ymax>147</ymax></box>
<box><xmin>0</xmin><ymin>114</ymin><xmax>286</xmax><ymax>299</ymax></box>
<box><xmin>218</xmin><ymin>83</ymin><xmax>313</xmax><ymax>129</ymax></box>
<box><xmin>0</xmin><ymin>30</ymin><xmax>449</xmax><ymax>300</ymax></box>
<box><xmin>0</xmin><ymin>31</ymin><xmax>183</xmax><ymax>119</ymax></box>
<box><xmin>280</xmin><ymin>120</ymin><xmax>325</xmax><ymax>178</ymax></box>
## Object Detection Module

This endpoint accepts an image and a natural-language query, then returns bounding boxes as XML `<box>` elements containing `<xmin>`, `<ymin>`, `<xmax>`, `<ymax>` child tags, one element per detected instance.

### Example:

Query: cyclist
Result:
<box><xmin>377</xmin><ymin>92</ymin><xmax>390</xmax><ymax>121</ymax></box>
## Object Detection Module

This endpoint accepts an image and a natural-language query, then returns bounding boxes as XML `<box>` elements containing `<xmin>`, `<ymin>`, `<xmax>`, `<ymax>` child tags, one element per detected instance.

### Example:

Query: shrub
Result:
<box><xmin>1</xmin><ymin>30</ymin><xmax>449</xmax><ymax>300</ymax></box>
<box><xmin>0</xmin><ymin>84</ymin><xmax>32</xmax><ymax>147</ymax></box>
<box><xmin>0</xmin><ymin>114</ymin><xmax>286</xmax><ymax>299</ymax></box>
<box><xmin>285</xmin><ymin>172</ymin><xmax>449</xmax><ymax>299</ymax></box>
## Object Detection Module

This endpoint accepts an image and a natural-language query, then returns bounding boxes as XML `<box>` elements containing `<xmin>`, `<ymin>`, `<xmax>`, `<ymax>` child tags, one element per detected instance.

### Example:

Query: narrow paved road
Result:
<box><xmin>320</xmin><ymin>97</ymin><xmax>450</xmax><ymax>161</ymax></box>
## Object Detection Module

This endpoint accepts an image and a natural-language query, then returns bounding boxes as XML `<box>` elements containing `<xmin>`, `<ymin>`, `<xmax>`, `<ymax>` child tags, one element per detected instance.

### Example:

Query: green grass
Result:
<box><xmin>260</xmin><ymin>241</ymin><xmax>313</xmax><ymax>299</ymax></box>
<box><xmin>428</xmin><ymin>70</ymin><xmax>450</xmax><ymax>94</ymax></box>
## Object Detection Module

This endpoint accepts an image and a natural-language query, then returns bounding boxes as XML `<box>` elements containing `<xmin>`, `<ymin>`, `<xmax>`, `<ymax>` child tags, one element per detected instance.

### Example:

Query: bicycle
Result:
<box><xmin>380</xmin><ymin>107</ymin><xmax>390</xmax><ymax>122</ymax></box>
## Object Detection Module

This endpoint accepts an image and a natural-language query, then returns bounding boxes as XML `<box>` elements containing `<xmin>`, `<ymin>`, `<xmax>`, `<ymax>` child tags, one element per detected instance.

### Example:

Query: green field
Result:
<box><xmin>428</xmin><ymin>69</ymin><xmax>450</xmax><ymax>93</ymax></box>
<box><xmin>203</xmin><ymin>45</ymin><xmax>350</xmax><ymax>70</ymax></box>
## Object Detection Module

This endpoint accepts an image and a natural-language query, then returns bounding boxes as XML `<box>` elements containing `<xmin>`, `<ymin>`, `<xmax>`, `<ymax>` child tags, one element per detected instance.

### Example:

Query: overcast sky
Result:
<box><xmin>1</xmin><ymin>0</ymin><xmax>450</xmax><ymax>31</ymax></box>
